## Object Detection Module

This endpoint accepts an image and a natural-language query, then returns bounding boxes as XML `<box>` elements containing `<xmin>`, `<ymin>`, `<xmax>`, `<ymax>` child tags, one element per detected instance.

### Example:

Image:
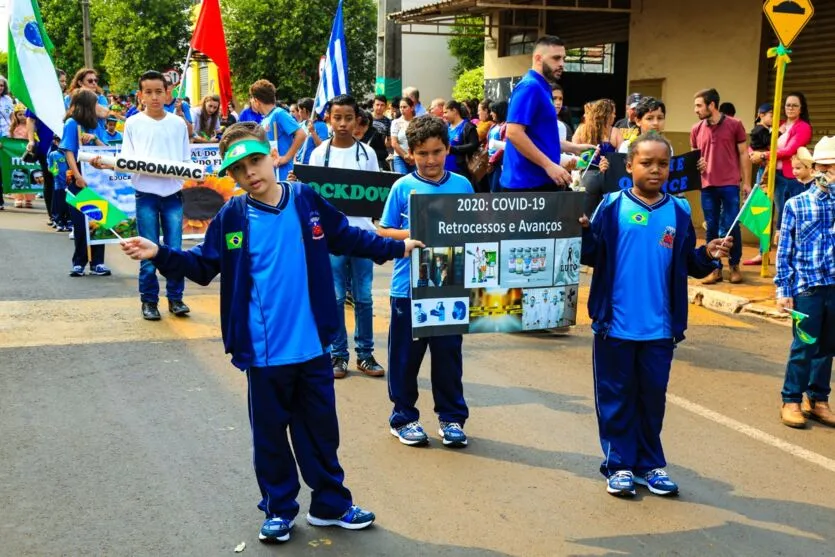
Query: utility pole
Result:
<box><xmin>375</xmin><ymin>0</ymin><xmax>402</xmax><ymax>98</ymax></box>
<box><xmin>80</xmin><ymin>0</ymin><xmax>94</xmax><ymax>68</ymax></box>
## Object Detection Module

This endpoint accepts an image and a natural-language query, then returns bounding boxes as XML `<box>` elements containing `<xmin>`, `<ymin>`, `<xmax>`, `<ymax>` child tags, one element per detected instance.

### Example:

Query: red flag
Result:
<box><xmin>190</xmin><ymin>0</ymin><xmax>233</xmax><ymax>117</ymax></box>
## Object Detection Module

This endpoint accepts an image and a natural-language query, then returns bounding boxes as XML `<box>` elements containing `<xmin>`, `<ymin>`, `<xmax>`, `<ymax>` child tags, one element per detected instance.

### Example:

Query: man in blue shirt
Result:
<box><xmin>403</xmin><ymin>87</ymin><xmax>426</xmax><ymax>116</ymax></box>
<box><xmin>249</xmin><ymin>79</ymin><xmax>304</xmax><ymax>181</ymax></box>
<box><xmin>164</xmin><ymin>83</ymin><xmax>194</xmax><ymax>137</ymax></box>
<box><xmin>502</xmin><ymin>35</ymin><xmax>571</xmax><ymax>192</ymax></box>
<box><xmin>238</xmin><ymin>105</ymin><xmax>264</xmax><ymax>124</ymax></box>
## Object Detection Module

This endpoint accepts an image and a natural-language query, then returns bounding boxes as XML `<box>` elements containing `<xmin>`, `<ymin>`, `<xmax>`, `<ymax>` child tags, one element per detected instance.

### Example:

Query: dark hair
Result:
<box><xmin>695</xmin><ymin>88</ymin><xmax>720</xmax><ymax>110</ymax></box>
<box><xmin>634</xmin><ymin>97</ymin><xmax>666</xmax><ymax>120</ymax></box>
<box><xmin>406</xmin><ymin>115</ymin><xmax>449</xmax><ymax>150</ymax></box>
<box><xmin>138</xmin><ymin>70</ymin><xmax>167</xmax><ymax>90</ymax></box>
<box><xmin>490</xmin><ymin>100</ymin><xmax>508</xmax><ymax>123</ymax></box>
<box><xmin>329</xmin><ymin>94</ymin><xmax>358</xmax><ymax>116</ymax></box>
<box><xmin>297</xmin><ymin>97</ymin><xmax>315</xmax><ymax>116</ymax></box>
<box><xmin>444</xmin><ymin>99</ymin><xmax>464</xmax><ymax>116</ymax></box>
<box><xmin>535</xmin><ymin>35</ymin><xmax>565</xmax><ymax>49</ymax></box>
<box><xmin>785</xmin><ymin>91</ymin><xmax>811</xmax><ymax>123</ymax></box>
<box><xmin>219</xmin><ymin>122</ymin><xmax>267</xmax><ymax>157</ymax></box>
<box><xmin>399</xmin><ymin>96</ymin><xmax>415</xmax><ymax>108</ymax></box>
<box><xmin>56</xmin><ymin>69</ymin><xmax>66</xmax><ymax>78</ymax></box>
<box><xmin>67</xmin><ymin>89</ymin><xmax>100</xmax><ymax>130</ymax></box>
<box><xmin>374</xmin><ymin>94</ymin><xmax>387</xmax><ymax>105</ymax></box>
<box><xmin>356</xmin><ymin>109</ymin><xmax>371</xmax><ymax>127</ymax></box>
<box><xmin>719</xmin><ymin>102</ymin><xmax>736</xmax><ymax>117</ymax></box>
<box><xmin>249</xmin><ymin>79</ymin><xmax>276</xmax><ymax>105</ymax></box>
<box><xmin>626</xmin><ymin>131</ymin><xmax>672</xmax><ymax>164</ymax></box>
<box><xmin>466</xmin><ymin>99</ymin><xmax>479</xmax><ymax>119</ymax></box>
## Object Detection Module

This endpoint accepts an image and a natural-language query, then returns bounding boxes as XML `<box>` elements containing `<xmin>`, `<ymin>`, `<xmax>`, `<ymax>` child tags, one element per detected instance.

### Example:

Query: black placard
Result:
<box><xmin>293</xmin><ymin>164</ymin><xmax>400</xmax><ymax>219</ymax></box>
<box><xmin>602</xmin><ymin>150</ymin><xmax>703</xmax><ymax>195</ymax></box>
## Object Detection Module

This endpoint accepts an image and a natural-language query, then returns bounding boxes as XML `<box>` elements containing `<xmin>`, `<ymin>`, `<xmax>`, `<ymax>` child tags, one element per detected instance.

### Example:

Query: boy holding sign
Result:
<box><xmin>379</xmin><ymin>115</ymin><xmax>474</xmax><ymax>448</ymax></box>
<box><xmin>581</xmin><ymin>132</ymin><xmax>730</xmax><ymax>497</ymax></box>
<box><xmin>121</xmin><ymin>122</ymin><xmax>422</xmax><ymax>543</ymax></box>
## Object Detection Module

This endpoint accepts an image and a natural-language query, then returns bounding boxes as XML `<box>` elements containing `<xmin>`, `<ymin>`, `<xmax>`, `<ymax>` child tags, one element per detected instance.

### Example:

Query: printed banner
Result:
<box><xmin>602</xmin><ymin>150</ymin><xmax>702</xmax><ymax>195</ymax></box>
<box><xmin>409</xmin><ymin>192</ymin><xmax>583</xmax><ymax>338</ymax></box>
<box><xmin>293</xmin><ymin>164</ymin><xmax>399</xmax><ymax>220</ymax></box>
<box><xmin>0</xmin><ymin>138</ymin><xmax>44</xmax><ymax>194</ymax></box>
<box><xmin>80</xmin><ymin>144</ymin><xmax>243</xmax><ymax>244</ymax></box>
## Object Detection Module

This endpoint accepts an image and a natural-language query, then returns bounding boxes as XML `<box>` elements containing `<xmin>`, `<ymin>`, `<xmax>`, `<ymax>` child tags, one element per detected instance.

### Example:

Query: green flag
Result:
<box><xmin>739</xmin><ymin>186</ymin><xmax>772</xmax><ymax>252</ymax></box>
<box><xmin>787</xmin><ymin>309</ymin><xmax>817</xmax><ymax>345</ymax></box>
<box><xmin>576</xmin><ymin>149</ymin><xmax>596</xmax><ymax>170</ymax></box>
<box><xmin>66</xmin><ymin>188</ymin><xmax>128</xmax><ymax>230</ymax></box>
<box><xmin>0</xmin><ymin>137</ymin><xmax>43</xmax><ymax>194</ymax></box>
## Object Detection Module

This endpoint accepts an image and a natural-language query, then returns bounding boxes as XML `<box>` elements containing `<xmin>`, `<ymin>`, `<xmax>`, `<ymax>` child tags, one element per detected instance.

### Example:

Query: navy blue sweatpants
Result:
<box><xmin>593</xmin><ymin>335</ymin><xmax>675</xmax><ymax>477</ymax></box>
<box><xmin>247</xmin><ymin>354</ymin><xmax>352</xmax><ymax>520</ymax></box>
<box><xmin>387</xmin><ymin>297</ymin><xmax>469</xmax><ymax>428</ymax></box>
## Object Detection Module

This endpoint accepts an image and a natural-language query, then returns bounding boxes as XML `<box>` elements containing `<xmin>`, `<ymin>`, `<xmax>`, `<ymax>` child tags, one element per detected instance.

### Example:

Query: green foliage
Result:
<box><xmin>452</xmin><ymin>66</ymin><xmax>484</xmax><ymax>102</ymax></box>
<box><xmin>39</xmin><ymin>0</ymin><xmax>107</xmax><ymax>82</ymax></box>
<box><xmin>448</xmin><ymin>17</ymin><xmax>484</xmax><ymax>78</ymax></box>
<box><xmin>0</xmin><ymin>52</ymin><xmax>7</xmax><ymax>79</ymax></box>
<box><xmin>223</xmin><ymin>0</ymin><xmax>376</xmax><ymax>103</ymax></box>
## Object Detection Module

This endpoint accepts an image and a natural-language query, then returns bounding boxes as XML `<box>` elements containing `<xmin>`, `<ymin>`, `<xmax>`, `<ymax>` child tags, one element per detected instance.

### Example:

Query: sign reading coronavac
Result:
<box><xmin>764</xmin><ymin>0</ymin><xmax>814</xmax><ymax>47</ymax></box>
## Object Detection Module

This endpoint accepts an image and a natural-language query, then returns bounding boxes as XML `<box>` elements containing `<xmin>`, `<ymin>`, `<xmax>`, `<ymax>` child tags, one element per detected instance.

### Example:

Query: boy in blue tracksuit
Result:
<box><xmin>121</xmin><ymin>122</ymin><xmax>422</xmax><ymax>544</ymax></box>
<box><xmin>581</xmin><ymin>131</ymin><xmax>731</xmax><ymax>497</ymax></box>
<box><xmin>379</xmin><ymin>115</ymin><xmax>474</xmax><ymax>448</ymax></box>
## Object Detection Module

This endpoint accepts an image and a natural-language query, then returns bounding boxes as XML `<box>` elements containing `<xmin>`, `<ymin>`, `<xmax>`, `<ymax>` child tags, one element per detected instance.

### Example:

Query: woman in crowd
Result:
<box><xmin>487</xmin><ymin>100</ymin><xmax>508</xmax><ymax>193</ymax></box>
<box><xmin>443</xmin><ymin>99</ymin><xmax>481</xmax><ymax>186</ymax></box>
<box><xmin>9</xmin><ymin>107</ymin><xmax>34</xmax><ymax>208</ymax></box>
<box><xmin>0</xmin><ymin>76</ymin><xmax>14</xmax><ymax>210</ymax></box>
<box><xmin>191</xmin><ymin>94</ymin><xmax>222</xmax><ymax>143</ymax></box>
<box><xmin>390</xmin><ymin>97</ymin><xmax>416</xmax><ymax>174</ymax></box>
<box><xmin>295</xmin><ymin>97</ymin><xmax>329</xmax><ymax>165</ymax></box>
<box><xmin>65</xmin><ymin>68</ymin><xmax>121</xmax><ymax>126</ymax></box>
<box><xmin>574</xmin><ymin>99</ymin><xmax>623</xmax><ymax>217</ymax></box>
<box><xmin>476</xmin><ymin>99</ymin><xmax>494</xmax><ymax>143</ymax></box>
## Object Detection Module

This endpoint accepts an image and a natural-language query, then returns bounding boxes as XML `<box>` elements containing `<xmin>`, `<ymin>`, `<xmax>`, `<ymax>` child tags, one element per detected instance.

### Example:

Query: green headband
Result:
<box><xmin>218</xmin><ymin>139</ymin><xmax>271</xmax><ymax>177</ymax></box>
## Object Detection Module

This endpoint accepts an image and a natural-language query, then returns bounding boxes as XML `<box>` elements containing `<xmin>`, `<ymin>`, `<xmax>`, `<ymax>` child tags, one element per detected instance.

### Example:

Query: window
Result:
<box><xmin>565</xmin><ymin>44</ymin><xmax>615</xmax><ymax>74</ymax></box>
<box><xmin>500</xmin><ymin>10</ymin><xmax>540</xmax><ymax>57</ymax></box>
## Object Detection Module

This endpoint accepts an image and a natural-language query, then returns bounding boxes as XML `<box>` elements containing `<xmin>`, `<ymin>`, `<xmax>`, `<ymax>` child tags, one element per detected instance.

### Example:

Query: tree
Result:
<box><xmin>0</xmin><ymin>52</ymin><xmax>7</xmax><ymax>80</ymax></box>
<box><xmin>39</xmin><ymin>0</ymin><xmax>107</xmax><ymax>82</ymax></box>
<box><xmin>448</xmin><ymin>17</ymin><xmax>484</xmax><ymax>78</ymax></box>
<box><xmin>452</xmin><ymin>66</ymin><xmax>484</xmax><ymax>102</ymax></box>
<box><xmin>223</xmin><ymin>0</ymin><xmax>376</xmax><ymax>103</ymax></box>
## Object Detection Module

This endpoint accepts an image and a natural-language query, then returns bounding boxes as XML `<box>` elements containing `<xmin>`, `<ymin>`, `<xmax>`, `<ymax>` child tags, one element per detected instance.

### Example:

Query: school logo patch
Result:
<box><xmin>629</xmin><ymin>210</ymin><xmax>649</xmax><ymax>226</ymax></box>
<box><xmin>309</xmin><ymin>211</ymin><xmax>325</xmax><ymax>240</ymax></box>
<box><xmin>660</xmin><ymin>226</ymin><xmax>676</xmax><ymax>249</ymax></box>
<box><xmin>225</xmin><ymin>231</ymin><xmax>243</xmax><ymax>250</ymax></box>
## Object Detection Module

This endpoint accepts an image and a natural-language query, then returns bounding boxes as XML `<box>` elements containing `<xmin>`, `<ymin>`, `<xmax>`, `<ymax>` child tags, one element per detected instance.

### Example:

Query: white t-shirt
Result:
<box><xmin>121</xmin><ymin>112</ymin><xmax>190</xmax><ymax>197</ymax></box>
<box><xmin>558</xmin><ymin>120</ymin><xmax>568</xmax><ymax>142</ymax></box>
<box><xmin>191</xmin><ymin>107</ymin><xmax>221</xmax><ymax>138</ymax></box>
<box><xmin>309</xmin><ymin>139</ymin><xmax>379</xmax><ymax>230</ymax></box>
<box><xmin>390</xmin><ymin>117</ymin><xmax>411</xmax><ymax>154</ymax></box>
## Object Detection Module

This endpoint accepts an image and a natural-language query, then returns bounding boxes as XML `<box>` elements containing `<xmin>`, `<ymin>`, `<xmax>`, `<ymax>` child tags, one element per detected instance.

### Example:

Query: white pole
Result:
<box><xmin>179</xmin><ymin>46</ymin><xmax>194</xmax><ymax>99</ymax></box>
<box><xmin>720</xmin><ymin>184</ymin><xmax>758</xmax><ymax>246</ymax></box>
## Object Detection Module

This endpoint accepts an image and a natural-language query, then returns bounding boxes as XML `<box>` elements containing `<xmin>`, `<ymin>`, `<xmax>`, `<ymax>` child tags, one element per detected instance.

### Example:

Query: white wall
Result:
<box><xmin>400</xmin><ymin>0</ymin><xmax>456</xmax><ymax>102</ymax></box>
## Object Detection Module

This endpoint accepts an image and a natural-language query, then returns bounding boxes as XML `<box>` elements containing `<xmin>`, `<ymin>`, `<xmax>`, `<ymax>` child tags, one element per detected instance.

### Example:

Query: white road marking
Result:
<box><xmin>668</xmin><ymin>394</ymin><xmax>835</xmax><ymax>473</ymax></box>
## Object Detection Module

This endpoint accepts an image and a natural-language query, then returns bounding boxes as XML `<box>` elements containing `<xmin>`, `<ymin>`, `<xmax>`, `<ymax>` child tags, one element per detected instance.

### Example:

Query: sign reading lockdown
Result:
<box><xmin>293</xmin><ymin>164</ymin><xmax>398</xmax><ymax>220</ymax></box>
<box><xmin>602</xmin><ymin>150</ymin><xmax>702</xmax><ymax>196</ymax></box>
<box><xmin>409</xmin><ymin>192</ymin><xmax>583</xmax><ymax>338</ymax></box>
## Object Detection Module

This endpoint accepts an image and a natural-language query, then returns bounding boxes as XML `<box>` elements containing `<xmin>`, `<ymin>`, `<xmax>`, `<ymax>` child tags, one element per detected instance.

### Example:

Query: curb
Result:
<box><xmin>688</xmin><ymin>285</ymin><xmax>790</xmax><ymax>325</ymax></box>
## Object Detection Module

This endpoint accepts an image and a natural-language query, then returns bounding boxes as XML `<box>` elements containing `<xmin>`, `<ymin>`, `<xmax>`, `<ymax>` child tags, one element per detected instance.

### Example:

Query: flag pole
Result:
<box><xmin>179</xmin><ymin>46</ymin><xmax>194</xmax><ymax>100</ymax></box>
<box><xmin>720</xmin><ymin>183</ymin><xmax>758</xmax><ymax>246</ymax></box>
<box><xmin>579</xmin><ymin>147</ymin><xmax>600</xmax><ymax>181</ymax></box>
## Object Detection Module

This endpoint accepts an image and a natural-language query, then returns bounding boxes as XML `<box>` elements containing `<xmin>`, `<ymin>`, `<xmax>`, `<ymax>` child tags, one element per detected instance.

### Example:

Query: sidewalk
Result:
<box><xmin>688</xmin><ymin>243</ymin><xmax>789</xmax><ymax>324</ymax></box>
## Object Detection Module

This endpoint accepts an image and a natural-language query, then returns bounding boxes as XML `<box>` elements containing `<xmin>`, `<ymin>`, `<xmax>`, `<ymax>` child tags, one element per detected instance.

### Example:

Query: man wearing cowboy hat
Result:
<box><xmin>775</xmin><ymin>136</ymin><xmax>835</xmax><ymax>429</ymax></box>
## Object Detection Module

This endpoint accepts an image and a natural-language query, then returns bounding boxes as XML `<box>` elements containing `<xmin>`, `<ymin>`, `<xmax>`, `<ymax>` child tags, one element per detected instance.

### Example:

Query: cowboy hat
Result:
<box><xmin>812</xmin><ymin>136</ymin><xmax>835</xmax><ymax>165</ymax></box>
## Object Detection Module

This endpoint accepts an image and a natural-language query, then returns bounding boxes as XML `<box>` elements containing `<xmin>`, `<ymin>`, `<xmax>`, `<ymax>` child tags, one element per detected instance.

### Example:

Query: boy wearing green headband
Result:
<box><xmin>121</xmin><ymin>122</ymin><xmax>423</xmax><ymax>544</ymax></box>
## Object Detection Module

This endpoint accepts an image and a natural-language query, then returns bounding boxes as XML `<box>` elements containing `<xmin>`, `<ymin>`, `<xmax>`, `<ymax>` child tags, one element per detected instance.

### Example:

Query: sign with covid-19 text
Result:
<box><xmin>408</xmin><ymin>192</ymin><xmax>583</xmax><ymax>338</ymax></box>
<box><xmin>293</xmin><ymin>164</ymin><xmax>399</xmax><ymax>220</ymax></box>
<box><xmin>602</xmin><ymin>150</ymin><xmax>702</xmax><ymax>196</ymax></box>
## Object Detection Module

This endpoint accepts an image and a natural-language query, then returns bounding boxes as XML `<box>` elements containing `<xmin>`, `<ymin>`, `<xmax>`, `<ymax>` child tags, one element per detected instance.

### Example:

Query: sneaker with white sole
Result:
<box><xmin>90</xmin><ymin>264</ymin><xmax>111</xmax><ymax>276</ymax></box>
<box><xmin>390</xmin><ymin>420</ymin><xmax>429</xmax><ymax>446</ymax></box>
<box><xmin>634</xmin><ymin>468</ymin><xmax>679</xmax><ymax>496</ymax></box>
<box><xmin>258</xmin><ymin>517</ymin><xmax>294</xmax><ymax>543</ymax></box>
<box><xmin>306</xmin><ymin>505</ymin><xmax>375</xmax><ymax>530</ymax></box>
<box><xmin>438</xmin><ymin>421</ymin><xmax>468</xmax><ymax>447</ymax></box>
<box><xmin>69</xmin><ymin>265</ymin><xmax>85</xmax><ymax>277</ymax></box>
<box><xmin>606</xmin><ymin>470</ymin><xmax>636</xmax><ymax>497</ymax></box>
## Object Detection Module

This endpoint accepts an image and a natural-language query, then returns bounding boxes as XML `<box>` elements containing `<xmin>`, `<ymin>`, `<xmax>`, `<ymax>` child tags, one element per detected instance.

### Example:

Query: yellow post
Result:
<box><xmin>761</xmin><ymin>45</ymin><xmax>790</xmax><ymax>278</ymax></box>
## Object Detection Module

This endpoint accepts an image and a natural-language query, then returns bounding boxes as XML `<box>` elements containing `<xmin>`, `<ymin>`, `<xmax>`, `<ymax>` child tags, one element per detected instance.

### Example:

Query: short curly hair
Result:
<box><xmin>405</xmin><ymin>115</ymin><xmax>449</xmax><ymax>151</ymax></box>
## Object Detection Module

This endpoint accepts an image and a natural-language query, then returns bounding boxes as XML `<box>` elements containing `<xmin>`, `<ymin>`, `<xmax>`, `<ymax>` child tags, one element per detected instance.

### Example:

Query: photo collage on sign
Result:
<box><xmin>411</xmin><ymin>237</ymin><xmax>582</xmax><ymax>332</ymax></box>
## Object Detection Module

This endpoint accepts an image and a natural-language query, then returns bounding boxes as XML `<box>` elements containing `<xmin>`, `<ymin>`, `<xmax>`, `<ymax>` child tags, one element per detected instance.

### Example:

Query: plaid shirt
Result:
<box><xmin>775</xmin><ymin>184</ymin><xmax>835</xmax><ymax>298</ymax></box>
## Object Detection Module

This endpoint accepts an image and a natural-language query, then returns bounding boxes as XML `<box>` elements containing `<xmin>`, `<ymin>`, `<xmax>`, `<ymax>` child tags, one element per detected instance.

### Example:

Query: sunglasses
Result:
<box><xmin>85</xmin><ymin>78</ymin><xmax>98</xmax><ymax>84</ymax></box>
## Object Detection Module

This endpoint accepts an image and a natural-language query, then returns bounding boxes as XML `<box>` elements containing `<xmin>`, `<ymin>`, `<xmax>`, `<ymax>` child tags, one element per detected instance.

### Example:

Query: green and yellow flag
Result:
<box><xmin>66</xmin><ymin>188</ymin><xmax>128</xmax><ymax>230</ymax></box>
<box><xmin>576</xmin><ymin>149</ymin><xmax>596</xmax><ymax>170</ymax></box>
<box><xmin>225</xmin><ymin>231</ymin><xmax>243</xmax><ymax>250</ymax></box>
<box><xmin>787</xmin><ymin>310</ymin><xmax>817</xmax><ymax>345</ymax></box>
<box><xmin>739</xmin><ymin>186</ymin><xmax>772</xmax><ymax>252</ymax></box>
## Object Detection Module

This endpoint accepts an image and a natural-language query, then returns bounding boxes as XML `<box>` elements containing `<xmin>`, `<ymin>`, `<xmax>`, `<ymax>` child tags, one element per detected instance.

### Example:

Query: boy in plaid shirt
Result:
<box><xmin>776</xmin><ymin>136</ymin><xmax>835</xmax><ymax>429</ymax></box>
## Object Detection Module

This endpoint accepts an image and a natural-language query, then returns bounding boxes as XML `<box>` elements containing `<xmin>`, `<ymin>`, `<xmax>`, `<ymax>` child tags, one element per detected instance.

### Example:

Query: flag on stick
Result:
<box><xmin>575</xmin><ymin>149</ymin><xmax>596</xmax><ymax>170</ymax></box>
<box><xmin>66</xmin><ymin>188</ymin><xmax>128</xmax><ymax>231</ymax></box>
<box><xmin>313</xmin><ymin>0</ymin><xmax>349</xmax><ymax>117</ymax></box>
<box><xmin>7</xmin><ymin>0</ymin><xmax>64</xmax><ymax>138</ymax></box>
<box><xmin>786</xmin><ymin>309</ymin><xmax>817</xmax><ymax>345</ymax></box>
<box><xmin>738</xmin><ymin>186</ymin><xmax>773</xmax><ymax>252</ymax></box>
<box><xmin>190</xmin><ymin>0</ymin><xmax>233</xmax><ymax>117</ymax></box>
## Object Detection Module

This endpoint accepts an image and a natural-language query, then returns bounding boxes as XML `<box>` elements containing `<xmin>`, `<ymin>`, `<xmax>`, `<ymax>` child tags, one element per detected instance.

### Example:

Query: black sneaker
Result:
<box><xmin>168</xmin><ymin>300</ymin><xmax>191</xmax><ymax>316</ymax></box>
<box><xmin>142</xmin><ymin>302</ymin><xmax>161</xmax><ymax>321</ymax></box>
<box><xmin>332</xmin><ymin>356</ymin><xmax>348</xmax><ymax>379</ymax></box>
<box><xmin>357</xmin><ymin>356</ymin><xmax>385</xmax><ymax>377</ymax></box>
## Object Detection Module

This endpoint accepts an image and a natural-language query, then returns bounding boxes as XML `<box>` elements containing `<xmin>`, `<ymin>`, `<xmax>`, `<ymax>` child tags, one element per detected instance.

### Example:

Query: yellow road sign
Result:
<box><xmin>764</xmin><ymin>0</ymin><xmax>814</xmax><ymax>47</ymax></box>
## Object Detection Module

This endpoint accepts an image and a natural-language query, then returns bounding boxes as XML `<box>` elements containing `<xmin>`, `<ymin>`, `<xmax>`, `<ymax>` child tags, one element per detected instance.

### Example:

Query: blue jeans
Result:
<box><xmin>330</xmin><ymin>255</ymin><xmax>374</xmax><ymax>360</ymax></box>
<box><xmin>775</xmin><ymin>174</ymin><xmax>803</xmax><ymax>231</ymax></box>
<box><xmin>701</xmin><ymin>185</ymin><xmax>742</xmax><ymax>267</ymax></box>
<box><xmin>489</xmin><ymin>165</ymin><xmax>503</xmax><ymax>193</ymax></box>
<box><xmin>392</xmin><ymin>156</ymin><xmax>415</xmax><ymax>175</ymax></box>
<box><xmin>781</xmin><ymin>286</ymin><xmax>835</xmax><ymax>403</ymax></box>
<box><xmin>135</xmin><ymin>191</ymin><xmax>184</xmax><ymax>303</ymax></box>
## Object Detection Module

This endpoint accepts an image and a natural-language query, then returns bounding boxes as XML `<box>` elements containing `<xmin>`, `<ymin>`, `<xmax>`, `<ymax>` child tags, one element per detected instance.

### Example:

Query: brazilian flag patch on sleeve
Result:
<box><xmin>225</xmin><ymin>231</ymin><xmax>243</xmax><ymax>250</ymax></box>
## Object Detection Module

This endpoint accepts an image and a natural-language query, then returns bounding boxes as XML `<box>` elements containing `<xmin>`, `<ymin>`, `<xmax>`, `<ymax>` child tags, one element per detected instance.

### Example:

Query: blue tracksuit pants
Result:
<box><xmin>593</xmin><ymin>335</ymin><xmax>675</xmax><ymax>477</ymax></box>
<box><xmin>387</xmin><ymin>297</ymin><xmax>469</xmax><ymax>429</ymax></box>
<box><xmin>247</xmin><ymin>354</ymin><xmax>352</xmax><ymax>520</ymax></box>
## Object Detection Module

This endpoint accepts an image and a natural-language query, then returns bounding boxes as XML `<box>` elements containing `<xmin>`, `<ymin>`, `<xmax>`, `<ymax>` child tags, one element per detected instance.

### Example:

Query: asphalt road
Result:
<box><xmin>1</xmin><ymin>206</ymin><xmax>834</xmax><ymax>556</ymax></box>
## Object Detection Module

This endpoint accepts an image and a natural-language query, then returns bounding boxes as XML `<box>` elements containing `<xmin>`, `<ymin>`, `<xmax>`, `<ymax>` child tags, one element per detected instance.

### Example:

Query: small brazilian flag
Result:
<box><xmin>576</xmin><ymin>149</ymin><xmax>596</xmax><ymax>170</ymax></box>
<box><xmin>739</xmin><ymin>186</ymin><xmax>772</xmax><ymax>252</ymax></box>
<box><xmin>66</xmin><ymin>188</ymin><xmax>128</xmax><ymax>229</ymax></box>
<box><xmin>787</xmin><ymin>310</ymin><xmax>817</xmax><ymax>345</ymax></box>
<box><xmin>629</xmin><ymin>210</ymin><xmax>649</xmax><ymax>226</ymax></box>
<box><xmin>225</xmin><ymin>231</ymin><xmax>243</xmax><ymax>250</ymax></box>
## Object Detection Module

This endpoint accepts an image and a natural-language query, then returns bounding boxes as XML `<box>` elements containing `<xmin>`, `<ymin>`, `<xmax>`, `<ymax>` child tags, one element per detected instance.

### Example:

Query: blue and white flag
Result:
<box><xmin>313</xmin><ymin>0</ymin><xmax>349</xmax><ymax>116</ymax></box>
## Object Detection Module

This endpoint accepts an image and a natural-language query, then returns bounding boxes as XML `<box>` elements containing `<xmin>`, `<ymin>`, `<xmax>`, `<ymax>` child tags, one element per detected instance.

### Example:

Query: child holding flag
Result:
<box><xmin>581</xmin><ymin>131</ymin><xmax>731</xmax><ymax>497</ymax></box>
<box><xmin>775</xmin><ymin>136</ymin><xmax>835</xmax><ymax>429</ymax></box>
<box><xmin>120</xmin><ymin>122</ymin><xmax>423</xmax><ymax>544</ymax></box>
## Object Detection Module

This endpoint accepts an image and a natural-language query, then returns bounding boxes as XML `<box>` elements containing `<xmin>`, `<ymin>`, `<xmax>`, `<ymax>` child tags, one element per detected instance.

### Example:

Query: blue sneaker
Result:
<box><xmin>438</xmin><ymin>421</ymin><xmax>468</xmax><ymax>448</ymax></box>
<box><xmin>606</xmin><ymin>470</ymin><xmax>636</xmax><ymax>497</ymax></box>
<box><xmin>258</xmin><ymin>517</ymin><xmax>294</xmax><ymax>543</ymax></box>
<box><xmin>307</xmin><ymin>505</ymin><xmax>375</xmax><ymax>530</ymax></box>
<box><xmin>69</xmin><ymin>265</ymin><xmax>84</xmax><ymax>277</ymax></box>
<box><xmin>90</xmin><ymin>264</ymin><xmax>111</xmax><ymax>276</ymax></box>
<box><xmin>390</xmin><ymin>421</ymin><xmax>429</xmax><ymax>446</ymax></box>
<box><xmin>634</xmin><ymin>468</ymin><xmax>679</xmax><ymax>496</ymax></box>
